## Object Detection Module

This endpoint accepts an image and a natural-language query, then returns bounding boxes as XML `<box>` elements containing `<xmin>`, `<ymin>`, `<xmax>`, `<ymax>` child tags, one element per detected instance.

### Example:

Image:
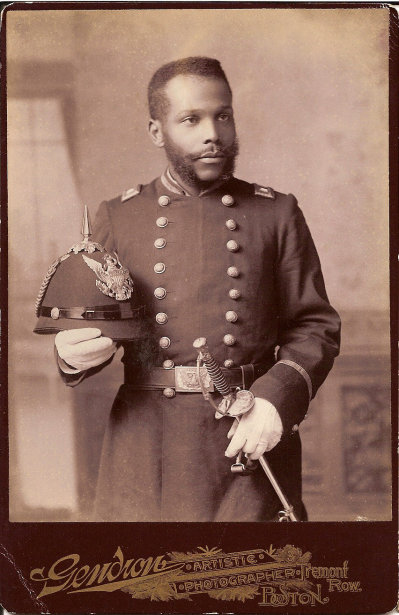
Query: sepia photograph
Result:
<box><xmin>2</xmin><ymin>4</ymin><xmax>398</xmax><ymax>613</ymax></box>
<box><xmin>6</xmin><ymin>5</ymin><xmax>392</xmax><ymax>526</ymax></box>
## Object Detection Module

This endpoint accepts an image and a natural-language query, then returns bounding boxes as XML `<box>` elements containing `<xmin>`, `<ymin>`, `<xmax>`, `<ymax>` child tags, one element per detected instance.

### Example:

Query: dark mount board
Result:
<box><xmin>1</xmin><ymin>3</ymin><xmax>397</xmax><ymax>614</ymax></box>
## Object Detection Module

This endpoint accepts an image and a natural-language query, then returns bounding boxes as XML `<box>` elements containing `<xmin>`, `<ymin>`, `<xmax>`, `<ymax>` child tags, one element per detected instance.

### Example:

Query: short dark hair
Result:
<box><xmin>148</xmin><ymin>56</ymin><xmax>232</xmax><ymax>120</ymax></box>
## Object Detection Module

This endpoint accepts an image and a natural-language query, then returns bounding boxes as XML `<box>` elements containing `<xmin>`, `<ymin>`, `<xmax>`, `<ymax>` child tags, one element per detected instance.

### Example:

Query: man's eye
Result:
<box><xmin>182</xmin><ymin>116</ymin><xmax>198</xmax><ymax>125</ymax></box>
<box><xmin>218</xmin><ymin>113</ymin><xmax>231</xmax><ymax>122</ymax></box>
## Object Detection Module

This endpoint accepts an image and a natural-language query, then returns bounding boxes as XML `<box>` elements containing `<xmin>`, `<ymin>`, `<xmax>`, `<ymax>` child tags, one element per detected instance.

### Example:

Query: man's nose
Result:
<box><xmin>202</xmin><ymin>118</ymin><xmax>220</xmax><ymax>143</ymax></box>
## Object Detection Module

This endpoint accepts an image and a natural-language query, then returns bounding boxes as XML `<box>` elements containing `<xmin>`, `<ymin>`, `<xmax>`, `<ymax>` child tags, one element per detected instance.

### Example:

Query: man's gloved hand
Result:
<box><xmin>55</xmin><ymin>328</ymin><xmax>117</xmax><ymax>373</ymax></box>
<box><xmin>224</xmin><ymin>397</ymin><xmax>283</xmax><ymax>460</ymax></box>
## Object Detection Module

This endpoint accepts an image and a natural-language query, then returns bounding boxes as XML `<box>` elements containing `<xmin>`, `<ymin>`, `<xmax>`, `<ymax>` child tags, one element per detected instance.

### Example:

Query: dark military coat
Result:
<box><xmin>69</xmin><ymin>174</ymin><xmax>340</xmax><ymax>522</ymax></box>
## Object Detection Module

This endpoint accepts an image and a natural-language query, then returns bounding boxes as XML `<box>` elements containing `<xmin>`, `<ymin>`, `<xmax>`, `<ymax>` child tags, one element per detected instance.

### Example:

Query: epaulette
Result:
<box><xmin>121</xmin><ymin>184</ymin><xmax>142</xmax><ymax>203</ymax></box>
<box><xmin>253</xmin><ymin>184</ymin><xmax>275</xmax><ymax>200</ymax></box>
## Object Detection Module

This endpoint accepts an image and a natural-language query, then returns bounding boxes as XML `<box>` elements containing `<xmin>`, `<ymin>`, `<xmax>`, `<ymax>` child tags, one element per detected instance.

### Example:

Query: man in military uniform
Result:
<box><xmin>55</xmin><ymin>57</ymin><xmax>341</xmax><ymax>521</ymax></box>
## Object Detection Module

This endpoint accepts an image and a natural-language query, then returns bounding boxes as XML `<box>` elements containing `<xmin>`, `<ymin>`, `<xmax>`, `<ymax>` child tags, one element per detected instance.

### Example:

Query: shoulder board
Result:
<box><xmin>253</xmin><ymin>184</ymin><xmax>275</xmax><ymax>200</ymax></box>
<box><xmin>121</xmin><ymin>184</ymin><xmax>142</xmax><ymax>203</ymax></box>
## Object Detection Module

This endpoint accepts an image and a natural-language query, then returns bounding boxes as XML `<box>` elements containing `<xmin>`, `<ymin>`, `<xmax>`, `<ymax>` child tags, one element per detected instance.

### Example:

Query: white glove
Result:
<box><xmin>55</xmin><ymin>328</ymin><xmax>117</xmax><ymax>373</ymax></box>
<box><xmin>224</xmin><ymin>397</ymin><xmax>283</xmax><ymax>460</ymax></box>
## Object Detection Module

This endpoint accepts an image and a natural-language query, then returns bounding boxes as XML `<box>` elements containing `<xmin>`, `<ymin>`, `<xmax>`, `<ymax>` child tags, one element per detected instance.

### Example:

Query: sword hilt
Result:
<box><xmin>193</xmin><ymin>337</ymin><xmax>298</xmax><ymax>521</ymax></box>
<box><xmin>193</xmin><ymin>337</ymin><xmax>231</xmax><ymax>397</ymax></box>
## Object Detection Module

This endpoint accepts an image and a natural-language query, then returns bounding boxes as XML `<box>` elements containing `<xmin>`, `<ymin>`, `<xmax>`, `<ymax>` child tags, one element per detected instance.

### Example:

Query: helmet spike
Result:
<box><xmin>81</xmin><ymin>205</ymin><xmax>92</xmax><ymax>242</ymax></box>
<box><xmin>67</xmin><ymin>205</ymin><xmax>103</xmax><ymax>254</ymax></box>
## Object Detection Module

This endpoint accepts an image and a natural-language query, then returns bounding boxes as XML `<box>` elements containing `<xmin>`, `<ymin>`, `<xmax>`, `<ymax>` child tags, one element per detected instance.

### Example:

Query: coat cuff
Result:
<box><xmin>250</xmin><ymin>362</ymin><xmax>310</xmax><ymax>434</ymax></box>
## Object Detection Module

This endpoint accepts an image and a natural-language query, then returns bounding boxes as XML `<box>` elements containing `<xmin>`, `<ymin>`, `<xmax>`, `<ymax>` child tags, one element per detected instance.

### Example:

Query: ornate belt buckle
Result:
<box><xmin>175</xmin><ymin>366</ymin><xmax>214</xmax><ymax>393</ymax></box>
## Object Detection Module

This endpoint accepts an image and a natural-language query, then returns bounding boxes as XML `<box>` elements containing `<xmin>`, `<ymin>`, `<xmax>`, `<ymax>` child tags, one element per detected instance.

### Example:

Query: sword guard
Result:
<box><xmin>225</xmin><ymin>389</ymin><xmax>255</xmax><ymax>417</ymax></box>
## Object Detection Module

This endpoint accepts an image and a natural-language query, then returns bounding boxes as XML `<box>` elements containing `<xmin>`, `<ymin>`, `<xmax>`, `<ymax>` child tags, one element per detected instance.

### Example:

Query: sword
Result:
<box><xmin>193</xmin><ymin>337</ymin><xmax>299</xmax><ymax>522</ymax></box>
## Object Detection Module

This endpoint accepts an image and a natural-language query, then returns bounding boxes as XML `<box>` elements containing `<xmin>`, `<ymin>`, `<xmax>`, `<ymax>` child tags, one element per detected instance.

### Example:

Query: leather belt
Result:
<box><xmin>124</xmin><ymin>362</ymin><xmax>271</xmax><ymax>393</ymax></box>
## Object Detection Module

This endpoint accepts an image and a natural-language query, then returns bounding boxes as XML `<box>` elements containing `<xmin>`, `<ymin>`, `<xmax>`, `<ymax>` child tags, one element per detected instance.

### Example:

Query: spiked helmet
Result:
<box><xmin>34</xmin><ymin>206</ymin><xmax>145</xmax><ymax>341</ymax></box>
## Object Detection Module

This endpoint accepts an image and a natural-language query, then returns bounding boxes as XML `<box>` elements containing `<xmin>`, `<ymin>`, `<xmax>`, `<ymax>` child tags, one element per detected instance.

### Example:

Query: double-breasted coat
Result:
<box><xmin>65</xmin><ymin>172</ymin><xmax>340</xmax><ymax>522</ymax></box>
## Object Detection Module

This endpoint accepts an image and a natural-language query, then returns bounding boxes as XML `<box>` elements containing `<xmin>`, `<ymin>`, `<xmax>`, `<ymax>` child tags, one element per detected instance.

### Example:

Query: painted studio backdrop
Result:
<box><xmin>7</xmin><ymin>8</ymin><xmax>391</xmax><ymax>521</ymax></box>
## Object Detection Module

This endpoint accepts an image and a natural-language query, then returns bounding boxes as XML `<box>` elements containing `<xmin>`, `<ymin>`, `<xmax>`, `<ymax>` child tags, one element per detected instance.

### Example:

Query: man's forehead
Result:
<box><xmin>164</xmin><ymin>74</ymin><xmax>232</xmax><ymax>107</ymax></box>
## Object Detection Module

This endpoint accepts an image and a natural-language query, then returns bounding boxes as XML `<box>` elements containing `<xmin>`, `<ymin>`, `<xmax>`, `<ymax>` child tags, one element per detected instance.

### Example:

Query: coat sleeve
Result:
<box><xmin>250</xmin><ymin>195</ymin><xmax>341</xmax><ymax>434</ymax></box>
<box><xmin>55</xmin><ymin>200</ymin><xmax>118</xmax><ymax>387</ymax></box>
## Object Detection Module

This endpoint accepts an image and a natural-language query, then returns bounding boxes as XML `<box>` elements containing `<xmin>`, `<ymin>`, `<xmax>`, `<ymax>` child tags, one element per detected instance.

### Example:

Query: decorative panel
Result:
<box><xmin>342</xmin><ymin>385</ymin><xmax>391</xmax><ymax>493</ymax></box>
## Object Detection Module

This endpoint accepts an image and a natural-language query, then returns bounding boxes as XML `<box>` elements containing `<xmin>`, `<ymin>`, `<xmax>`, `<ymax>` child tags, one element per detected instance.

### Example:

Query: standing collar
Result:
<box><xmin>161</xmin><ymin>167</ymin><xmax>229</xmax><ymax>197</ymax></box>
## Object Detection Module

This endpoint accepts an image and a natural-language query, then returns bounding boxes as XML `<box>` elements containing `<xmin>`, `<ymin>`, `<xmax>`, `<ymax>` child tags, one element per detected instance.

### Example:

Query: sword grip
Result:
<box><xmin>193</xmin><ymin>338</ymin><xmax>231</xmax><ymax>397</ymax></box>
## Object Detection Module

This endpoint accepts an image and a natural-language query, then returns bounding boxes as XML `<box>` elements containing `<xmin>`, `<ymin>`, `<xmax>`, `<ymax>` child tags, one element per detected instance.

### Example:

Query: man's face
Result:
<box><xmin>154</xmin><ymin>74</ymin><xmax>238</xmax><ymax>188</ymax></box>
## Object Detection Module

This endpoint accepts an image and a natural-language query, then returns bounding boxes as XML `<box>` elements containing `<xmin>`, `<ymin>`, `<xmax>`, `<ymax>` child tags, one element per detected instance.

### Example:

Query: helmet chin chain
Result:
<box><xmin>193</xmin><ymin>337</ymin><xmax>299</xmax><ymax>522</ymax></box>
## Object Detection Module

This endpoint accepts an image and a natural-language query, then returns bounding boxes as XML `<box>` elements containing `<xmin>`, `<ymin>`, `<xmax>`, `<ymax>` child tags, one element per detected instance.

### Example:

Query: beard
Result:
<box><xmin>163</xmin><ymin>135</ymin><xmax>239</xmax><ymax>191</ymax></box>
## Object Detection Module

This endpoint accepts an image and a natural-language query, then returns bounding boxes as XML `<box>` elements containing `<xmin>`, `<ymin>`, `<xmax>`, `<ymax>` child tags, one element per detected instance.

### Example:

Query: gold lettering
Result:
<box><xmin>152</xmin><ymin>555</ymin><xmax>174</xmax><ymax>573</ymax></box>
<box><xmin>122</xmin><ymin>560</ymin><xmax>134</xmax><ymax>579</ymax></box>
<box><xmin>129</xmin><ymin>558</ymin><xmax>146</xmax><ymax>577</ymax></box>
<box><xmin>71</xmin><ymin>565</ymin><xmax>91</xmax><ymax>588</ymax></box>
<box><xmin>30</xmin><ymin>567</ymin><xmax>45</xmax><ymax>581</ymax></box>
<box><xmin>95</xmin><ymin>563</ymin><xmax>112</xmax><ymax>584</ymax></box>
<box><xmin>85</xmin><ymin>564</ymin><xmax>102</xmax><ymax>586</ymax></box>
<box><xmin>35</xmin><ymin>554</ymin><xmax>80</xmax><ymax>598</ymax></box>
<box><xmin>308</xmin><ymin>584</ymin><xmax>329</xmax><ymax>605</ymax></box>
<box><xmin>104</xmin><ymin>547</ymin><xmax>125</xmax><ymax>582</ymax></box>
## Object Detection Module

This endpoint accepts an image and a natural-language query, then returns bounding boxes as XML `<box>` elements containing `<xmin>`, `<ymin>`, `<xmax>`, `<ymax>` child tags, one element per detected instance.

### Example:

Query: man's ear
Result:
<box><xmin>148</xmin><ymin>119</ymin><xmax>165</xmax><ymax>148</ymax></box>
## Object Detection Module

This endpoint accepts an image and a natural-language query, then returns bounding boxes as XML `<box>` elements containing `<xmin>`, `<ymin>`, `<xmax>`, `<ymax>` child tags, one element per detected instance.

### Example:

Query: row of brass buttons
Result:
<box><xmin>155</xmin><ymin>194</ymin><xmax>240</xmax><ymax>391</ymax></box>
<box><xmin>153</xmin><ymin>265</ymin><xmax>241</xmax><ymax>300</ymax></box>
<box><xmin>224</xmin><ymin>200</ymin><xmax>241</xmax><ymax>367</ymax></box>
<box><xmin>158</xmin><ymin>193</ymin><xmax>236</xmax><ymax>208</ymax></box>
<box><xmin>156</xmin><ymin>197</ymin><xmax>171</xmax><ymax>368</ymax></box>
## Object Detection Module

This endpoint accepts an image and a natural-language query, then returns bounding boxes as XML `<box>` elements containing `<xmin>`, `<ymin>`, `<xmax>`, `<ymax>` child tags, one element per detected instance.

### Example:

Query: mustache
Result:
<box><xmin>192</xmin><ymin>140</ymin><xmax>239</xmax><ymax>160</ymax></box>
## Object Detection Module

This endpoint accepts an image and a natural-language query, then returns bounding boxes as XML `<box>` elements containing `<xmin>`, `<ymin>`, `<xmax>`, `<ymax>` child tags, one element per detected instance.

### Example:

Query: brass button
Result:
<box><xmin>154</xmin><ymin>262</ymin><xmax>166</xmax><ymax>274</ymax></box>
<box><xmin>225</xmin><ymin>310</ymin><xmax>238</xmax><ymax>323</ymax></box>
<box><xmin>224</xmin><ymin>359</ymin><xmax>235</xmax><ymax>368</ymax></box>
<box><xmin>229</xmin><ymin>288</ymin><xmax>241</xmax><ymax>300</ymax></box>
<box><xmin>154</xmin><ymin>238</ymin><xmax>167</xmax><ymax>249</ymax></box>
<box><xmin>156</xmin><ymin>312</ymin><xmax>168</xmax><ymax>324</ymax></box>
<box><xmin>159</xmin><ymin>336</ymin><xmax>171</xmax><ymax>349</ymax></box>
<box><xmin>51</xmin><ymin>307</ymin><xmax>60</xmax><ymax>319</ymax></box>
<box><xmin>225</xmin><ymin>219</ymin><xmax>237</xmax><ymax>231</ymax></box>
<box><xmin>163</xmin><ymin>359</ymin><xmax>175</xmax><ymax>369</ymax></box>
<box><xmin>222</xmin><ymin>194</ymin><xmax>235</xmax><ymax>207</ymax></box>
<box><xmin>163</xmin><ymin>387</ymin><xmax>175</xmax><ymax>398</ymax></box>
<box><xmin>292</xmin><ymin>424</ymin><xmax>299</xmax><ymax>432</ymax></box>
<box><xmin>158</xmin><ymin>195</ymin><xmax>170</xmax><ymax>207</ymax></box>
<box><xmin>154</xmin><ymin>287</ymin><xmax>167</xmax><ymax>299</ymax></box>
<box><xmin>227</xmin><ymin>266</ymin><xmax>239</xmax><ymax>278</ymax></box>
<box><xmin>226</xmin><ymin>240</ymin><xmax>239</xmax><ymax>252</ymax></box>
<box><xmin>223</xmin><ymin>334</ymin><xmax>236</xmax><ymax>346</ymax></box>
<box><xmin>156</xmin><ymin>216</ymin><xmax>168</xmax><ymax>228</ymax></box>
